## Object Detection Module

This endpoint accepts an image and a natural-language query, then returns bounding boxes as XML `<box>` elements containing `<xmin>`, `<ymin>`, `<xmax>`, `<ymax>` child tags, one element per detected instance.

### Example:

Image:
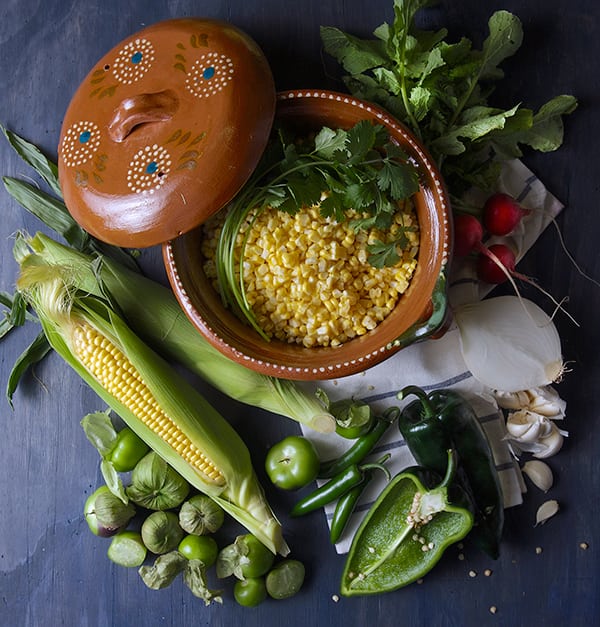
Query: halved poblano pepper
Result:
<box><xmin>341</xmin><ymin>450</ymin><xmax>473</xmax><ymax>596</ymax></box>
<box><xmin>16</xmin><ymin>263</ymin><xmax>287</xmax><ymax>555</ymax></box>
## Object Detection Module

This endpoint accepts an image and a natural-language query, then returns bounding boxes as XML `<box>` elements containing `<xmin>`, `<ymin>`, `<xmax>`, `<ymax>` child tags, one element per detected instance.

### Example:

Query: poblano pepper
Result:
<box><xmin>397</xmin><ymin>385</ymin><xmax>504</xmax><ymax>559</ymax></box>
<box><xmin>341</xmin><ymin>450</ymin><xmax>473</xmax><ymax>596</ymax></box>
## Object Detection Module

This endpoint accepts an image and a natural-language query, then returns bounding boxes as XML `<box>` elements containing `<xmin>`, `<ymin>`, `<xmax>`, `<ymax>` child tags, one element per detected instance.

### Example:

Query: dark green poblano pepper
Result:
<box><xmin>397</xmin><ymin>385</ymin><xmax>504</xmax><ymax>559</ymax></box>
<box><xmin>341</xmin><ymin>450</ymin><xmax>473</xmax><ymax>596</ymax></box>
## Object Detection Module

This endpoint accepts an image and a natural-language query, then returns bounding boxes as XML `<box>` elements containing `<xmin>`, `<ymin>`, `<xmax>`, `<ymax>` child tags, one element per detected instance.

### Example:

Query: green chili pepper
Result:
<box><xmin>341</xmin><ymin>450</ymin><xmax>473</xmax><ymax>596</ymax></box>
<box><xmin>330</xmin><ymin>472</ymin><xmax>371</xmax><ymax>545</ymax></box>
<box><xmin>397</xmin><ymin>385</ymin><xmax>504</xmax><ymax>559</ymax></box>
<box><xmin>318</xmin><ymin>407</ymin><xmax>399</xmax><ymax>479</ymax></box>
<box><xmin>291</xmin><ymin>454</ymin><xmax>390</xmax><ymax>517</ymax></box>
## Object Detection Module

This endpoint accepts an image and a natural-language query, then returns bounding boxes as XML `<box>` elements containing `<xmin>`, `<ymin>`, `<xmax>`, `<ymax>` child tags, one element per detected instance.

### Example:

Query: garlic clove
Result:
<box><xmin>527</xmin><ymin>386</ymin><xmax>567</xmax><ymax>419</ymax></box>
<box><xmin>506</xmin><ymin>410</ymin><xmax>547</xmax><ymax>443</ymax></box>
<box><xmin>521</xmin><ymin>460</ymin><xmax>554</xmax><ymax>492</ymax></box>
<box><xmin>494</xmin><ymin>389</ymin><xmax>531</xmax><ymax>410</ymax></box>
<box><xmin>535</xmin><ymin>499</ymin><xmax>559</xmax><ymax>526</ymax></box>
<box><xmin>533</xmin><ymin>424</ymin><xmax>564</xmax><ymax>459</ymax></box>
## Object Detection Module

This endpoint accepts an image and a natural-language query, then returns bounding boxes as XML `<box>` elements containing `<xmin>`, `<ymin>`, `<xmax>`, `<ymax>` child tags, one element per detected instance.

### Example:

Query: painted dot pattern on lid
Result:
<box><xmin>60</xmin><ymin>121</ymin><xmax>101</xmax><ymax>167</ymax></box>
<box><xmin>127</xmin><ymin>144</ymin><xmax>172</xmax><ymax>194</ymax></box>
<box><xmin>113</xmin><ymin>38</ymin><xmax>156</xmax><ymax>84</ymax></box>
<box><xmin>185</xmin><ymin>52</ymin><xmax>234</xmax><ymax>98</ymax></box>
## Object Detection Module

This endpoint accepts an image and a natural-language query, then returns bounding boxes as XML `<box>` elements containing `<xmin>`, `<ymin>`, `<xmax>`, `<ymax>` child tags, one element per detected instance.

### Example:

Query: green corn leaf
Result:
<box><xmin>6</xmin><ymin>331</ymin><xmax>51</xmax><ymax>407</ymax></box>
<box><xmin>3</xmin><ymin>177</ymin><xmax>90</xmax><ymax>250</ymax></box>
<box><xmin>1</xmin><ymin>126</ymin><xmax>62</xmax><ymax>196</ymax></box>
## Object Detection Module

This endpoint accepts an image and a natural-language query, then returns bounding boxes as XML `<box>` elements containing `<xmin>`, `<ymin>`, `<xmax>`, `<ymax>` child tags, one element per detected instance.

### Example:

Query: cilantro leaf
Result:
<box><xmin>314</xmin><ymin>127</ymin><xmax>348</xmax><ymax>158</ymax></box>
<box><xmin>367</xmin><ymin>239</ymin><xmax>401</xmax><ymax>268</ymax></box>
<box><xmin>377</xmin><ymin>159</ymin><xmax>420</xmax><ymax>199</ymax></box>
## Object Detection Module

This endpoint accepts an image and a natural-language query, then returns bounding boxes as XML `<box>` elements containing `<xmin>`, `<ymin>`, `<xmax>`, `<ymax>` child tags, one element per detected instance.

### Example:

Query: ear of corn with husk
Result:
<box><xmin>14</xmin><ymin>231</ymin><xmax>334</xmax><ymax>434</ymax></box>
<box><xmin>16</xmin><ymin>260</ymin><xmax>288</xmax><ymax>555</ymax></box>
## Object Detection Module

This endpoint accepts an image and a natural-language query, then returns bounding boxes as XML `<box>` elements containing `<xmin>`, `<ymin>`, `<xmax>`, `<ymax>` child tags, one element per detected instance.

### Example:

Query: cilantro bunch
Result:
<box><xmin>214</xmin><ymin>120</ymin><xmax>420</xmax><ymax>335</ymax></box>
<box><xmin>320</xmin><ymin>0</ymin><xmax>577</xmax><ymax>198</ymax></box>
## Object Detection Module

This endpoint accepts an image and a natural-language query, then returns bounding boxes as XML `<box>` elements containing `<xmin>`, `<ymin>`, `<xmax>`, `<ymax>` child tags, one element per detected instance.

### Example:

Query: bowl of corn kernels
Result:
<box><xmin>163</xmin><ymin>90</ymin><xmax>452</xmax><ymax>380</ymax></box>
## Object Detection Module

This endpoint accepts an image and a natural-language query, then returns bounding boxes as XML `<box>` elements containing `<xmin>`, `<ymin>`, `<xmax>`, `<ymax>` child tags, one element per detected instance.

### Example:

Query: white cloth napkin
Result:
<box><xmin>299</xmin><ymin>159</ymin><xmax>564</xmax><ymax>554</ymax></box>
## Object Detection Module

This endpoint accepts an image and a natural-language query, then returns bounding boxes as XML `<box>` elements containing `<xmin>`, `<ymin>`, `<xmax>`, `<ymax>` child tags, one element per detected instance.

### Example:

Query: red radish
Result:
<box><xmin>477</xmin><ymin>243</ymin><xmax>516</xmax><ymax>284</ymax></box>
<box><xmin>453</xmin><ymin>213</ymin><xmax>484</xmax><ymax>256</ymax></box>
<box><xmin>483</xmin><ymin>193</ymin><xmax>529</xmax><ymax>236</ymax></box>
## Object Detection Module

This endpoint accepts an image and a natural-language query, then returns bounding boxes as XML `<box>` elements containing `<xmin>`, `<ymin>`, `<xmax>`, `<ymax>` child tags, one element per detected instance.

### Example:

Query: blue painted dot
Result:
<box><xmin>79</xmin><ymin>130</ymin><xmax>91</xmax><ymax>144</ymax></box>
<box><xmin>131</xmin><ymin>51</ymin><xmax>143</xmax><ymax>64</ymax></box>
<box><xmin>146</xmin><ymin>161</ymin><xmax>158</xmax><ymax>174</ymax></box>
<box><xmin>202</xmin><ymin>66</ymin><xmax>215</xmax><ymax>80</ymax></box>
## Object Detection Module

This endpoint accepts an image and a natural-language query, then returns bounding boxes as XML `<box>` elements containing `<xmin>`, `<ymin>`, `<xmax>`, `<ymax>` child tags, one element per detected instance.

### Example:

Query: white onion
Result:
<box><xmin>454</xmin><ymin>296</ymin><xmax>563</xmax><ymax>393</ymax></box>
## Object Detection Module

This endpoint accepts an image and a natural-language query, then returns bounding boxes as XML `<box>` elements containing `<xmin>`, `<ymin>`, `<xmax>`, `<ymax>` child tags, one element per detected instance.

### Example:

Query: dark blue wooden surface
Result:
<box><xmin>1</xmin><ymin>1</ymin><xmax>598</xmax><ymax>626</ymax></box>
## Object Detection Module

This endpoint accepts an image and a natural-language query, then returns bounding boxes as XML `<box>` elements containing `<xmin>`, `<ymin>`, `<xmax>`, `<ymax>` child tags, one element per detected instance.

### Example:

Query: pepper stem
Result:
<box><xmin>397</xmin><ymin>385</ymin><xmax>436</xmax><ymax>418</ymax></box>
<box><xmin>359</xmin><ymin>453</ymin><xmax>392</xmax><ymax>482</ymax></box>
<box><xmin>439</xmin><ymin>449</ymin><xmax>457</xmax><ymax>490</ymax></box>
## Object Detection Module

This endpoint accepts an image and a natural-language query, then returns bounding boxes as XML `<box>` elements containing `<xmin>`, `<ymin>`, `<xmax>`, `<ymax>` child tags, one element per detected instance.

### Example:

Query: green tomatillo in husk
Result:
<box><xmin>126</xmin><ymin>451</ymin><xmax>190</xmax><ymax>510</ymax></box>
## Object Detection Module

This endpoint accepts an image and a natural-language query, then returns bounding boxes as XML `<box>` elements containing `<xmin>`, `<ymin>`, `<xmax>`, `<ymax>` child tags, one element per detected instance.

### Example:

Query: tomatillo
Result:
<box><xmin>264</xmin><ymin>436</ymin><xmax>320</xmax><ymax>490</ymax></box>
<box><xmin>108</xmin><ymin>427</ymin><xmax>149</xmax><ymax>472</ymax></box>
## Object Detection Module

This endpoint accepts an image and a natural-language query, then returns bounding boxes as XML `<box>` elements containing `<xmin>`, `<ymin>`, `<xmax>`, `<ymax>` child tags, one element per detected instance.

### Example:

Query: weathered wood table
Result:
<box><xmin>1</xmin><ymin>1</ymin><xmax>597</xmax><ymax>625</ymax></box>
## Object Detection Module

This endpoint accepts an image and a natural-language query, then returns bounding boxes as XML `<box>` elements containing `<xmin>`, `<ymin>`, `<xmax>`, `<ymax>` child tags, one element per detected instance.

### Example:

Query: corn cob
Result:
<box><xmin>16</xmin><ymin>262</ymin><xmax>288</xmax><ymax>555</ymax></box>
<box><xmin>18</xmin><ymin>232</ymin><xmax>335</xmax><ymax>434</ymax></box>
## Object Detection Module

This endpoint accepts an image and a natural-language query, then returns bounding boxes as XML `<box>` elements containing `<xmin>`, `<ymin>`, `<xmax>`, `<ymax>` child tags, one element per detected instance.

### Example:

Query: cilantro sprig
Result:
<box><xmin>214</xmin><ymin>120</ymin><xmax>420</xmax><ymax>337</ymax></box>
<box><xmin>321</xmin><ymin>0</ymin><xmax>578</xmax><ymax>199</ymax></box>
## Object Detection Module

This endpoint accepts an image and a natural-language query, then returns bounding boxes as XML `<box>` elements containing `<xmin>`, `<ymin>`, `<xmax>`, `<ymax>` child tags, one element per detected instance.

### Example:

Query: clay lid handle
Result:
<box><xmin>108</xmin><ymin>90</ymin><xmax>179</xmax><ymax>143</ymax></box>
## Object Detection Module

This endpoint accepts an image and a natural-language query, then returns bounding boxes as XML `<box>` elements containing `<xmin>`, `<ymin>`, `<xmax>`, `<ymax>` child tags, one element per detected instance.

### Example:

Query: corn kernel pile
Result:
<box><xmin>201</xmin><ymin>203</ymin><xmax>419</xmax><ymax>348</ymax></box>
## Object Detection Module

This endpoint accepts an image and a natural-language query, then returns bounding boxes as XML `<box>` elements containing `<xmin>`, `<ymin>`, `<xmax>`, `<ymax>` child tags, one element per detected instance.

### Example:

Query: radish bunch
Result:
<box><xmin>454</xmin><ymin>193</ymin><xmax>530</xmax><ymax>284</ymax></box>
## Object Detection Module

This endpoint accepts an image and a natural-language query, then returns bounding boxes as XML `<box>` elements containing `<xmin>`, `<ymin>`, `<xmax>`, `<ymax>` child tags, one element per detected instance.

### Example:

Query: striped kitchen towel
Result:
<box><xmin>299</xmin><ymin>159</ymin><xmax>565</xmax><ymax>554</ymax></box>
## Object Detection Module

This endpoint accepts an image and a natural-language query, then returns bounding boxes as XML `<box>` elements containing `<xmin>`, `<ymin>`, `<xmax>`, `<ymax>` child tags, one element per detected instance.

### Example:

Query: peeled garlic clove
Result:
<box><xmin>535</xmin><ymin>499</ymin><xmax>559</xmax><ymax>526</ymax></box>
<box><xmin>506</xmin><ymin>410</ymin><xmax>546</xmax><ymax>443</ymax></box>
<box><xmin>533</xmin><ymin>424</ymin><xmax>564</xmax><ymax>459</ymax></box>
<box><xmin>522</xmin><ymin>460</ymin><xmax>554</xmax><ymax>492</ymax></box>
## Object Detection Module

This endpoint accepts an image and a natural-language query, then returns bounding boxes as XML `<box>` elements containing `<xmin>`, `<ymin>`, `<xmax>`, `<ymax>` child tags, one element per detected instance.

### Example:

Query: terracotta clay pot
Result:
<box><xmin>164</xmin><ymin>90</ymin><xmax>452</xmax><ymax>380</ymax></box>
<box><xmin>58</xmin><ymin>18</ymin><xmax>275</xmax><ymax>248</ymax></box>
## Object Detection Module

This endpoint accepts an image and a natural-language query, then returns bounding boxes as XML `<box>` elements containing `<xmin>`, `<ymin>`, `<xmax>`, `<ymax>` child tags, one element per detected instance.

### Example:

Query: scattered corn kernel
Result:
<box><xmin>202</xmin><ymin>203</ymin><xmax>419</xmax><ymax>347</ymax></box>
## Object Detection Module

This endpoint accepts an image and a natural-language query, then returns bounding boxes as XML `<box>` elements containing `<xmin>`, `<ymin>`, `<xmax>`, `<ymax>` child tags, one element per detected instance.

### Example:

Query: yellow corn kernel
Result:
<box><xmin>72</xmin><ymin>323</ymin><xmax>224</xmax><ymax>485</ymax></box>
<box><xmin>201</xmin><ymin>201</ymin><xmax>419</xmax><ymax>348</ymax></box>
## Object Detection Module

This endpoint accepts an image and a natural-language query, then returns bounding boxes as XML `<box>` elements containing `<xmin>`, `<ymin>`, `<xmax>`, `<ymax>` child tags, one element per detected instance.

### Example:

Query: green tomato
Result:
<box><xmin>239</xmin><ymin>534</ymin><xmax>275</xmax><ymax>578</ymax></box>
<box><xmin>178</xmin><ymin>534</ymin><xmax>218</xmax><ymax>567</ymax></box>
<box><xmin>264</xmin><ymin>436</ymin><xmax>320</xmax><ymax>490</ymax></box>
<box><xmin>108</xmin><ymin>427</ymin><xmax>149</xmax><ymax>472</ymax></box>
<box><xmin>234</xmin><ymin>577</ymin><xmax>267</xmax><ymax>607</ymax></box>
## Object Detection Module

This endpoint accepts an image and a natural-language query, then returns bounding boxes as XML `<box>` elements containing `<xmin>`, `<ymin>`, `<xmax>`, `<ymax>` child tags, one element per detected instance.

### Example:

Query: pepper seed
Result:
<box><xmin>468</xmin><ymin>570</ymin><xmax>477</xmax><ymax>578</ymax></box>
<box><xmin>579</xmin><ymin>542</ymin><xmax>589</xmax><ymax>550</ymax></box>
<box><xmin>535</xmin><ymin>546</ymin><xmax>543</xmax><ymax>555</ymax></box>
<box><xmin>490</xmin><ymin>606</ymin><xmax>498</xmax><ymax>614</ymax></box>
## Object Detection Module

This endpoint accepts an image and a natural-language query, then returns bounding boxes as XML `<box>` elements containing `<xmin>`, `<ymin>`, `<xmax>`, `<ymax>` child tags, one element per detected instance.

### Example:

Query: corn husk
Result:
<box><xmin>16</xmin><ymin>262</ymin><xmax>287</xmax><ymax>555</ymax></box>
<box><xmin>18</xmin><ymin>232</ymin><xmax>334</xmax><ymax>433</ymax></box>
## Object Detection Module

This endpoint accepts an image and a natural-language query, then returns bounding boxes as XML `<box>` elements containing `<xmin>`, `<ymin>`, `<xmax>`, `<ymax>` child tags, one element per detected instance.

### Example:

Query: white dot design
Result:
<box><xmin>61</xmin><ymin>121</ymin><xmax>101</xmax><ymax>167</ymax></box>
<box><xmin>185</xmin><ymin>53</ymin><xmax>234</xmax><ymax>98</ymax></box>
<box><xmin>127</xmin><ymin>145</ymin><xmax>172</xmax><ymax>194</ymax></box>
<box><xmin>112</xmin><ymin>38</ymin><xmax>155</xmax><ymax>84</ymax></box>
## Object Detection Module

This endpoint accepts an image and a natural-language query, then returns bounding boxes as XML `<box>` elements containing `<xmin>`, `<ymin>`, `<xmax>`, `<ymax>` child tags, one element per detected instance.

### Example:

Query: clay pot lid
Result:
<box><xmin>57</xmin><ymin>18</ymin><xmax>276</xmax><ymax>248</ymax></box>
